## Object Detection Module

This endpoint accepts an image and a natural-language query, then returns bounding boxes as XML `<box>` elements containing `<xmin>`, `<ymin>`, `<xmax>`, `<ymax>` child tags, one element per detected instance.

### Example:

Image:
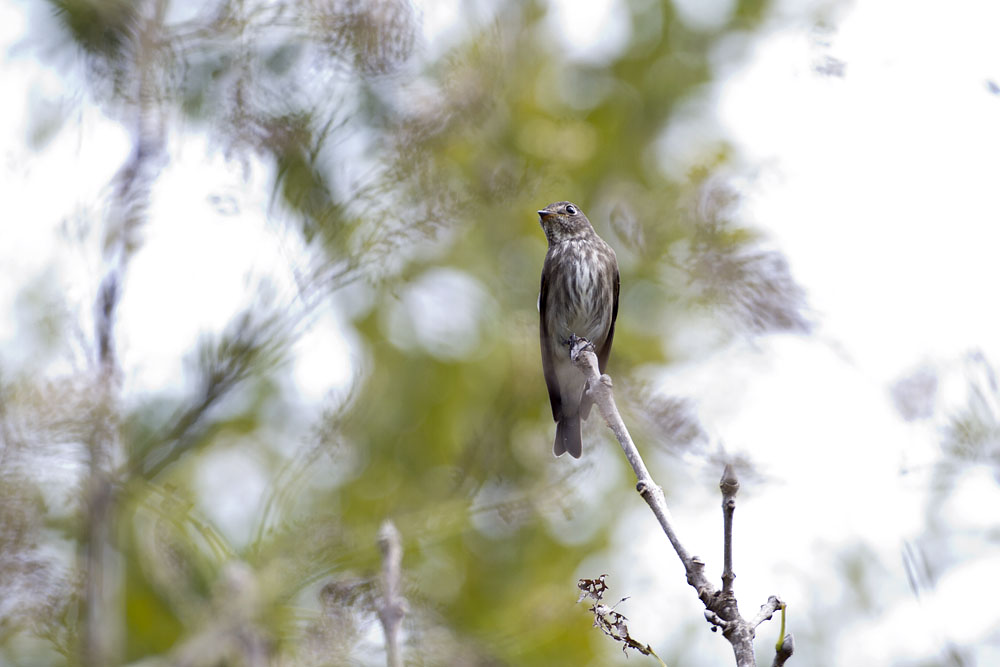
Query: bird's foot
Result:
<box><xmin>565</xmin><ymin>334</ymin><xmax>595</xmax><ymax>354</ymax></box>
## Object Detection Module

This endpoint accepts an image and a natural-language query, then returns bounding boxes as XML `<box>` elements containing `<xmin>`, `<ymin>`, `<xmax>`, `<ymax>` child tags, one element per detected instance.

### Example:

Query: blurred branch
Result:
<box><xmin>680</xmin><ymin>181</ymin><xmax>811</xmax><ymax>336</ymax></box>
<box><xmin>80</xmin><ymin>0</ymin><xmax>172</xmax><ymax>652</ymax></box>
<box><xmin>568</xmin><ymin>337</ymin><xmax>793</xmax><ymax>667</ymax></box>
<box><xmin>376</xmin><ymin>521</ymin><xmax>406</xmax><ymax>667</ymax></box>
<box><xmin>161</xmin><ymin>561</ymin><xmax>271</xmax><ymax>667</ymax></box>
<box><xmin>84</xmin><ymin>298</ymin><xmax>120</xmax><ymax>667</ymax></box>
<box><xmin>132</xmin><ymin>309</ymin><xmax>286</xmax><ymax>480</ymax></box>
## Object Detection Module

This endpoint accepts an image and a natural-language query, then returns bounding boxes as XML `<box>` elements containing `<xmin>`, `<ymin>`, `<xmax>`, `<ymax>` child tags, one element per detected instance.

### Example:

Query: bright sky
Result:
<box><xmin>2</xmin><ymin>0</ymin><xmax>1000</xmax><ymax>663</ymax></box>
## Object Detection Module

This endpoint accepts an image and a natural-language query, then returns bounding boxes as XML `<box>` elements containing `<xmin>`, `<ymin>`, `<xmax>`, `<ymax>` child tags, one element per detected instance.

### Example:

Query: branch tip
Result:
<box><xmin>750</xmin><ymin>595</ymin><xmax>785</xmax><ymax>628</ymax></box>
<box><xmin>720</xmin><ymin>463</ymin><xmax>740</xmax><ymax>497</ymax></box>
<box><xmin>772</xmin><ymin>633</ymin><xmax>794</xmax><ymax>667</ymax></box>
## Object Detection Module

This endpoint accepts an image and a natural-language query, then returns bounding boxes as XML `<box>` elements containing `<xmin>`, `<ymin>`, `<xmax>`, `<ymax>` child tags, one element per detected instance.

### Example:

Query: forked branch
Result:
<box><xmin>568</xmin><ymin>336</ymin><xmax>792</xmax><ymax>666</ymax></box>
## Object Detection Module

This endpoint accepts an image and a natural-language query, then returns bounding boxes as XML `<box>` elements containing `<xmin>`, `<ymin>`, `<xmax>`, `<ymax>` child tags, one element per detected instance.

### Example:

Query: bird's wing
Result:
<box><xmin>539</xmin><ymin>257</ymin><xmax>562</xmax><ymax>421</ymax></box>
<box><xmin>597</xmin><ymin>264</ymin><xmax>619</xmax><ymax>373</ymax></box>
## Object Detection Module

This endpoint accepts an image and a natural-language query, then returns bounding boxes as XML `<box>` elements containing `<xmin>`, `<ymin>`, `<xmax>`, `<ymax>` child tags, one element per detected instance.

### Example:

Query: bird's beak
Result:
<box><xmin>537</xmin><ymin>210</ymin><xmax>552</xmax><ymax>219</ymax></box>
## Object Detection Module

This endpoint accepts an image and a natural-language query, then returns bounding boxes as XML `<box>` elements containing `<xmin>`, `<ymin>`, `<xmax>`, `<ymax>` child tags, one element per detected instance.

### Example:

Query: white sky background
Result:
<box><xmin>630</xmin><ymin>0</ymin><xmax>1000</xmax><ymax>663</ymax></box>
<box><xmin>3</xmin><ymin>0</ymin><xmax>1000</xmax><ymax>664</ymax></box>
<box><xmin>543</xmin><ymin>0</ymin><xmax>1000</xmax><ymax>663</ymax></box>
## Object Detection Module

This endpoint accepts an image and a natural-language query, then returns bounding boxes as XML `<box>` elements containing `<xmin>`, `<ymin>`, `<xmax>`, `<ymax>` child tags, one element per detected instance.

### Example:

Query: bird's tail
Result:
<box><xmin>554</xmin><ymin>415</ymin><xmax>582</xmax><ymax>458</ymax></box>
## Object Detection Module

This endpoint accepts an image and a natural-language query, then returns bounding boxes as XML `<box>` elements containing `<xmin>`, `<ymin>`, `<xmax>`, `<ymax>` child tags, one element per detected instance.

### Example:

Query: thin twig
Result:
<box><xmin>720</xmin><ymin>464</ymin><xmax>739</xmax><ymax>595</ymax></box>
<box><xmin>750</xmin><ymin>596</ymin><xmax>784</xmax><ymax>629</ymax></box>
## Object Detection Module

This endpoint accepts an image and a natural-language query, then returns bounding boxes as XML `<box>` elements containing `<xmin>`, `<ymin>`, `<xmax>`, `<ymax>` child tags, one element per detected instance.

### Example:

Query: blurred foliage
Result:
<box><xmin>0</xmin><ymin>0</ymin><xmax>826</xmax><ymax>665</ymax></box>
<box><xmin>941</xmin><ymin>354</ymin><xmax>1000</xmax><ymax>469</ymax></box>
<box><xmin>890</xmin><ymin>351</ymin><xmax>1000</xmax><ymax>665</ymax></box>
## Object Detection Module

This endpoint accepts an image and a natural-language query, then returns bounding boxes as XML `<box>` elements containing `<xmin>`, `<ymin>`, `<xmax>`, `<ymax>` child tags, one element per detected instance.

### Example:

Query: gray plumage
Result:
<box><xmin>538</xmin><ymin>201</ymin><xmax>619</xmax><ymax>458</ymax></box>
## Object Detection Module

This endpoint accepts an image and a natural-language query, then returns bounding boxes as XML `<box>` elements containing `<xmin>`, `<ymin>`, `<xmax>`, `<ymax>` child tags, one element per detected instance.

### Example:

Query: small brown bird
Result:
<box><xmin>538</xmin><ymin>201</ymin><xmax>619</xmax><ymax>458</ymax></box>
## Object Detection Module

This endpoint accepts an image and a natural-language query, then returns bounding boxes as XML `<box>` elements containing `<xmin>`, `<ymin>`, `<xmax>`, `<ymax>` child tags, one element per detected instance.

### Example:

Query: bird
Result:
<box><xmin>537</xmin><ymin>201</ymin><xmax>619</xmax><ymax>458</ymax></box>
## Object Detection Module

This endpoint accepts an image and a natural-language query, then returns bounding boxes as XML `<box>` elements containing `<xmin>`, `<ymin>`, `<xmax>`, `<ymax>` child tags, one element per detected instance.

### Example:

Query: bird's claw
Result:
<box><xmin>566</xmin><ymin>334</ymin><xmax>596</xmax><ymax>354</ymax></box>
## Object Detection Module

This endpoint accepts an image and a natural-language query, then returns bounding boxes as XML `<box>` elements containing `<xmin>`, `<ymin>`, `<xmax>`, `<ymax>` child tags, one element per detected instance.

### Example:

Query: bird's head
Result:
<box><xmin>537</xmin><ymin>201</ymin><xmax>594</xmax><ymax>244</ymax></box>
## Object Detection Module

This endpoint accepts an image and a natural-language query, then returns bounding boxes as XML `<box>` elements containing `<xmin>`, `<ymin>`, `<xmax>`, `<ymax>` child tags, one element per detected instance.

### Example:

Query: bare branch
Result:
<box><xmin>569</xmin><ymin>337</ymin><xmax>713</xmax><ymax>603</ymax></box>
<box><xmin>568</xmin><ymin>338</ymin><xmax>794</xmax><ymax>666</ymax></box>
<box><xmin>570</xmin><ymin>339</ymin><xmax>702</xmax><ymax>573</ymax></box>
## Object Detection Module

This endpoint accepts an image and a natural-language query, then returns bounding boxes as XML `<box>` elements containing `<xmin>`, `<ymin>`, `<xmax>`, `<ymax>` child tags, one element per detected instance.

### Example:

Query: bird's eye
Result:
<box><xmin>565</xmin><ymin>205</ymin><xmax>577</xmax><ymax>215</ymax></box>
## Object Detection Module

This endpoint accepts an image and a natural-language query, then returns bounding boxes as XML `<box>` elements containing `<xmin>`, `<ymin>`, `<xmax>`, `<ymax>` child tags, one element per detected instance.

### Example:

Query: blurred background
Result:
<box><xmin>2</xmin><ymin>0</ymin><xmax>1000</xmax><ymax>664</ymax></box>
